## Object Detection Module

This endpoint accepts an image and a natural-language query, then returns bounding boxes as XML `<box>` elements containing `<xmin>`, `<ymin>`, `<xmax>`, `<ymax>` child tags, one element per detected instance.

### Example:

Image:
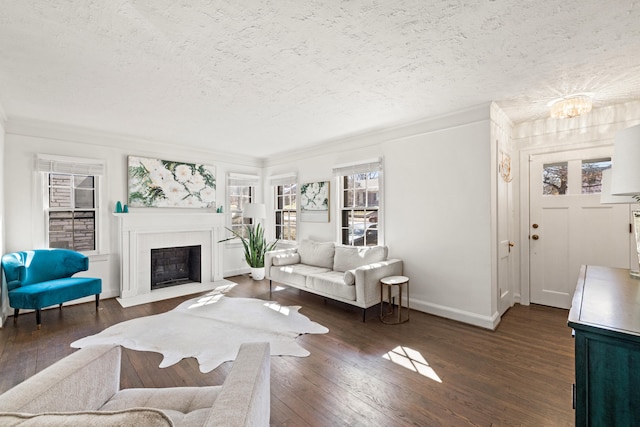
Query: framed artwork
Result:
<box><xmin>300</xmin><ymin>181</ymin><xmax>330</xmax><ymax>222</ymax></box>
<box><xmin>128</xmin><ymin>156</ymin><xmax>216</xmax><ymax>208</ymax></box>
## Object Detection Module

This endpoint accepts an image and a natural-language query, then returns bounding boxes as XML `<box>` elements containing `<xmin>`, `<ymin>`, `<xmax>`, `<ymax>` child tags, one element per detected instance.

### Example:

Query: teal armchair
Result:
<box><xmin>1</xmin><ymin>249</ymin><xmax>102</xmax><ymax>329</ymax></box>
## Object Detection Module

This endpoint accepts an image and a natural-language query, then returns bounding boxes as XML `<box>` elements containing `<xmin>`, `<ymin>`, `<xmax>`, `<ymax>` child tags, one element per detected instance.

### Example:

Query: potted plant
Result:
<box><xmin>219</xmin><ymin>223</ymin><xmax>278</xmax><ymax>280</ymax></box>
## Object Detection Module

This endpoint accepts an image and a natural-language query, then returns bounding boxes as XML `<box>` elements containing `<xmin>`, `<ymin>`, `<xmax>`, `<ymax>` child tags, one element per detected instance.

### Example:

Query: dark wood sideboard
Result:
<box><xmin>568</xmin><ymin>265</ymin><xmax>640</xmax><ymax>426</ymax></box>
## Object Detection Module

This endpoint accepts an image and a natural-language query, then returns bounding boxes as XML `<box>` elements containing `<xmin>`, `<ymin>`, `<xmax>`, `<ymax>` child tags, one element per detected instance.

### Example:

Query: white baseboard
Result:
<box><xmin>409</xmin><ymin>298</ymin><xmax>501</xmax><ymax>330</ymax></box>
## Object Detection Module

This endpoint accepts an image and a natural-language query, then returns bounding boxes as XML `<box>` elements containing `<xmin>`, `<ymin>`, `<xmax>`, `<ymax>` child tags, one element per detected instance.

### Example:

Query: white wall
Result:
<box><xmin>3</xmin><ymin>120</ymin><xmax>261</xmax><ymax>302</ymax></box>
<box><xmin>265</xmin><ymin>105</ymin><xmax>499</xmax><ymax>328</ymax></box>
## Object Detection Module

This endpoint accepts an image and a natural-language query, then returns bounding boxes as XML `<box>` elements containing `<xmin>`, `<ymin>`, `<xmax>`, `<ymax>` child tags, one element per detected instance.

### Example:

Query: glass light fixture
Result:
<box><xmin>549</xmin><ymin>94</ymin><xmax>593</xmax><ymax>119</ymax></box>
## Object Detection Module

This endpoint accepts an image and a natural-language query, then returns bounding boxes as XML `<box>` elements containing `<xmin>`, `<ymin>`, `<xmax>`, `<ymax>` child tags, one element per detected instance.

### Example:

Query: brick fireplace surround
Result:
<box><xmin>114</xmin><ymin>212</ymin><xmax>225</xmax><ymax>307</ymax></box>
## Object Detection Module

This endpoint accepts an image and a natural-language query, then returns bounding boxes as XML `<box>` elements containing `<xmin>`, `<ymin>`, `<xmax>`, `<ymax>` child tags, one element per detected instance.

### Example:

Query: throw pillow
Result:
<box><xmin>272</xmin><ymin>252</ymin><xmax>301</xmax><ymax>266</ymax></box>
<box><xmin>343</xmin><ymin>270</ymin><xmax>356</xmax><ymax>285</ymax></box>
<box><xmin>333</xmin><ymin>245</ymin><xmax>388</xmax><ymax>272</ymax></box>
<box><xmin>297</xmin><ymin>240</ymin><xmax>335</xmax><ymax>269</ymax></box>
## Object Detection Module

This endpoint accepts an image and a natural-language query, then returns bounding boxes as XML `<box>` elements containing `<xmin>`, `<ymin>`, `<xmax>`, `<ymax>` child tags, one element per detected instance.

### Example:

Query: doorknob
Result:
<box><xmin>532</xmin><ymin>234</ymin><xmax>539</xmax><ymax>240</ymax></box>
<box><xmin>532</xmin><ymin>224</ymin><xmax>539</xmax><ymax>229</ymax></box>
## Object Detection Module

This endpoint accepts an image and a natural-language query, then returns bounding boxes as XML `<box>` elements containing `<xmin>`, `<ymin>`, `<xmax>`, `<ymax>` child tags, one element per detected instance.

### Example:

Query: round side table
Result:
<box><xmin>380</xmin><ymin>275</ymin><xmax>409</xmax><ymax>324</ymax></box>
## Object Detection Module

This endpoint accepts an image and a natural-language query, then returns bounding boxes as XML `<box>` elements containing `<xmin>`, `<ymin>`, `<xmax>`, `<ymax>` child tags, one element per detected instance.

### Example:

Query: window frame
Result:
<box><xmin>274</xmin><ymin>182</ymin><xmax>297</xmax><ymax>242</ymax></box>
<box><xmin>38</xmin><ymin>154</ymin><xmax>104</xmax><ymax>255</ymax></box>
<box><xmin>334</xmin><ymin>159</ymin><xmax>383</xmax><ymax>247</ymax></box>
<box><xmin>226</xmin><ymin>173</ymin><xmax>259</xmax><ymax>239</ymax></box>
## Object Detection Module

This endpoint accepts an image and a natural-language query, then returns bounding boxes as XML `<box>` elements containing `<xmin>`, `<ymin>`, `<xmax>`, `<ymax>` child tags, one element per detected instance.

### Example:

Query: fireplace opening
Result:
<box><xmin>151</xmin><ymin>245</ymin><xmax>202</xmax><ymax>290</ymax></box>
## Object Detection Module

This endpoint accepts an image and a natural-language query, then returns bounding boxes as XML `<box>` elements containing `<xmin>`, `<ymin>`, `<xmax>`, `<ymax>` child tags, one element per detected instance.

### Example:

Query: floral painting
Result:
<box><xmin>128</xmin><ymin>156</ymin><xmax>216</xmax><ymax>208</ymax></box>
<box><xmin>300</xmin><ymin>181</ymin><xmax>329</xmax><ymax>222</ymax></box>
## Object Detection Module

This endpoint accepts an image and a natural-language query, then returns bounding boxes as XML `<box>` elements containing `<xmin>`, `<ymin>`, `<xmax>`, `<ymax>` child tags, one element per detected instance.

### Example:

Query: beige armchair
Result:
<box><xmin>0</xmin><ymin>342</ymin><xmax>271</xmax><ymax>427</ymax></box>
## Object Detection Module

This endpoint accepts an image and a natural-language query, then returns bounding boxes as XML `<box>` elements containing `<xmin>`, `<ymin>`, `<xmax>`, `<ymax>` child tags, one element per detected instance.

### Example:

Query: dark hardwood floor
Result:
<box><xmin>0</xmin><ymin>276</ymin><xmax>575</xmax><ymax>426</ymax></box>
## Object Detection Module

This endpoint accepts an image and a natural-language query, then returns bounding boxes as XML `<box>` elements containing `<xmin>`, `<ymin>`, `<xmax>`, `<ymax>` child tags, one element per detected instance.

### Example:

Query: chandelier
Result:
<box><xmin>549</xmin><ymin>94</ymin><xmax>593</xmax><ymax>119</ymax></box>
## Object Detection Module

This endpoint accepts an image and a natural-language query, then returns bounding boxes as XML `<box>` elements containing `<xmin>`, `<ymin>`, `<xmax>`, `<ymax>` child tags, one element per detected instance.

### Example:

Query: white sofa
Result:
<box><xmin>265</xmin><ymin>240</ymin><xmax>403</xmax><ymax>320</ymax></box>
<box><xmin>0</xmin><ymin>342</ymin><xmax>271</xmax><ymax>427</ymax></box>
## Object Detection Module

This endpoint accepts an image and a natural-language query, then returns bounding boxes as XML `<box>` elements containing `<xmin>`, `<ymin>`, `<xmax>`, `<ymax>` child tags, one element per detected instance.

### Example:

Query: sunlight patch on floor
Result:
<box><xmin>187</xmin><ymin>283</ymin><xmax>237</xmax><ymax>308</ymax></box>
<box><xmin>264</xmin><ymin>301</ymin><xmax>291</xmax><ymax>315</ymax></box>
<box><xmin>382</xmin><ymin>346</ymin><xmax>442</xmax><ymax>383</ymax></box>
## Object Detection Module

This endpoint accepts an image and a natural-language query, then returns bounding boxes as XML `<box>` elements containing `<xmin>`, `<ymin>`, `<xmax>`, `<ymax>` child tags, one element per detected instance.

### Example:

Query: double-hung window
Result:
<box><xmin>38</xmin><ymin>155</ymin><xmax>104</xmax><ymax>253</ymax></box>
<box><xmin>227</xmin><ymin>173</ymin><xmax>259</xmax><ymax>238</ymax></box>
<box><xmin>334</xmin><ymin>159</ymin><xmax>383</xmax><ymax>246</ymax></box>
<box><xmin>271</xmin><ymin>174</ymin><xmax>297</xmax><ymax>242</ymax></box>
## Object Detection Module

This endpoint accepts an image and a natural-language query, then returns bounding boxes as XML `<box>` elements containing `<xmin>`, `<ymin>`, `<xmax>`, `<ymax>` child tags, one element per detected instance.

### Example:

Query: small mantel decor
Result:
<box><xmin>128</xmin><ymin>156</ymin><xmax>216</xmax><ymax>208</ymax></box>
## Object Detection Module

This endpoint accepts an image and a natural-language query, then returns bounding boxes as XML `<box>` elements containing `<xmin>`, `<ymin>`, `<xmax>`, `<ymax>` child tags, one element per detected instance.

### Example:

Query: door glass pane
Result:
<box><xmin>581</xmin><ymin>158</ymin><xmax>611</xmax><ymax>194</ymax></box>
<box><xmin>543</xmin><ymin>162</ymin><xmax>568</xmax><ymax>195</ymax></box>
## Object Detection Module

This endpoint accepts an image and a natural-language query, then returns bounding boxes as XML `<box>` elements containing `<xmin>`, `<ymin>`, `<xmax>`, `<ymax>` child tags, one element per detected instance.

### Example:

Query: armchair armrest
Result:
<box><xmin>354</xmin><ymin>259</ymin><xmax>404</xmax><ymax>309</ymax></box>
<box><xmin>205</xmin><ymin>342</ymin><xmax>271</xmax><ymax>427</ymax></box>
<box><xmin>0</xmin><ymin>345</ymin><xmax>122</xmax><ymax>413</ymax></box>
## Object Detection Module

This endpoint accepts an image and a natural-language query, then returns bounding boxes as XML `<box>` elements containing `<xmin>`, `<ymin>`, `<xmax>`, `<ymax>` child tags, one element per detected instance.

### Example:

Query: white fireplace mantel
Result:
<box><xmin>114</xmin><ymin>211</ymin><xmax>226</xmax><ymax>307</ymax></box>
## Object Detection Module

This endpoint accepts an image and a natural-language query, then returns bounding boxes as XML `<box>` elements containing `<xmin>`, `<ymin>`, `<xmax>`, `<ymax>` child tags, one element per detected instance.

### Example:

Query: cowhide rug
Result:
<box><xmin>71</xmin><ymin>293</ymin><xmax>329</xmax><ymax>373</ymax></box>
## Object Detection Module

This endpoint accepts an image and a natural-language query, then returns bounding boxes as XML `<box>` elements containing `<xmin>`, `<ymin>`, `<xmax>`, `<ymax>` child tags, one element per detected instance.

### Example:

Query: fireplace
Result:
<box><xmin>114</xmin><ymin>211</ymin><xmax>225</xmax><ymax>306</ymax></box>
<box><xmin>151</xmin><ymin>245</ymin><xmax>202</xmax><ymax>290</ymax></box>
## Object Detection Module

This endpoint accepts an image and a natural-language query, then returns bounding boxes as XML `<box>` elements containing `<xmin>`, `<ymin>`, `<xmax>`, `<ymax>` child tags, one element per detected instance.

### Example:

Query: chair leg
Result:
<box><xmin>269</xmin><ymin>280</ymin><xmax>272</xmax><ymax>298</ymax></box>
<box><xmin>363</xmin><ymin>308</ymin><xmax>366</xmax><ymax>322</ymax></box>
<box><xmin>95</xmin><ymin>294</ymin><xmax>100</xmax><ymax>311</ymax></box>
<box><xmin>36</xmin><ymin>309</ymin><xmax>42</xmax><ymax>330</ymax></box>
<box><xmin>13</xmin><ymin>308</ymin><xmax>18</xmax><ymax>324</ymax></box>
<box><xmin>59</xmin><ymin>303</ymin><xmax>63</xmax><ymax>309</ymax></box>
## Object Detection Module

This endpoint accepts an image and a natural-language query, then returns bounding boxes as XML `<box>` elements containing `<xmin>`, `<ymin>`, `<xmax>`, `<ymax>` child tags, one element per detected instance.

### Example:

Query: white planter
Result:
<box><xmin>250</xmin><ymin>267</ymin><xmax>265</xmax><ymax>281</ymax></box>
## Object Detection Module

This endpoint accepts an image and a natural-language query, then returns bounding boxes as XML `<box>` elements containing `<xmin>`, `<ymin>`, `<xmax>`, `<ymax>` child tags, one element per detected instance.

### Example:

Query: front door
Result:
<box><xmin>529</xmin><ymin>148</ymin><xmax>631</xmax><ymax>309</ymax></box>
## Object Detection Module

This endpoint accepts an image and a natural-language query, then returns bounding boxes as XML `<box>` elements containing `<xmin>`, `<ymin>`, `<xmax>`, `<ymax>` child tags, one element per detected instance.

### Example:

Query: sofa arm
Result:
<box><xmin>354</xmin><ymin>259</ymin><xmax>404</xmax><ymax>309</ymax></box>
<box><xmin>0</xmin><ymin>345</ymin><xmax>122</xmax><ymax>413</ymax></box>
<box><xmin>205</xmin><ymin>342</ymin><xmax>271</xmax><ymax>427</ymax></box>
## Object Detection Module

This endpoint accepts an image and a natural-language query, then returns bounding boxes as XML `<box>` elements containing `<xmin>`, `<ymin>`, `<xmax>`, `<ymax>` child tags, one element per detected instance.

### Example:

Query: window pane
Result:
<box><xmin>543</xmin><ymin>162</ymin><xmax>568</xmax><ymax>195</ymax></box>
<box><xmin>50</xmin><ymin>173</ymin><xmax>71</xmax><ymax>187</ymax></box>
<box><xmin>343</xmin><ymin>189</ymin><xmax>354</xmax><ymax>207</ymax></box>
<box><xmin>49</xmin><ymin>211</ymin><xmax>95</xmax><ymax>251</ymax></box>
<box><xmin>73</xmin><ymin>211</ymin><xmax>95</xmax><ymax>251</ymax></box>
<box><xmin>582</xmin><ymin>158</ymin><xmax>611</xmax><ymax>194</ymax></box>
<box><xmin>229</xmin><ymin>195</ymin><xmax>241</xmax><ymax>211</ymax></box>
<box><xmin>75</xmin><ymin>188</ymin><xmax>95</xmax><ymax>208</ymax></box>
<box><xmin>50</xmin><ymin>187</ymin><xmax>72</xmax><ymax>208</ymax></box>
<box><xmin>49</xmin><ymin>211</ymin><xmax>73</xmax><ymax>249</ymax></box>
<box><xmin>74</xmin><ymin>175</ymin><xmax>94</xmax><ymax>189</ymax></box>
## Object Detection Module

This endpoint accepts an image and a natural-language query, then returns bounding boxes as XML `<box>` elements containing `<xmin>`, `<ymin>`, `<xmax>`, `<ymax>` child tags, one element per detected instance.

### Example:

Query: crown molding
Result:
<box><xmin>264</xmin><ymin>103</ymin><xmax>491</xmax><ymax>167</ymax></box>
<box><xmin>5</xmin><ymin>117</ymin><xmax>263</xmax><ymax>168</ymax></box>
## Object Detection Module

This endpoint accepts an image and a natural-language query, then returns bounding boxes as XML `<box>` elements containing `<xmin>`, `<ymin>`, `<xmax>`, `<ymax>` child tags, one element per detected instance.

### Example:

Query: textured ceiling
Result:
<box><xmin>0</xmin><ymin>1</ymin><xmax>639</xmax><ymax>158</ymax></box>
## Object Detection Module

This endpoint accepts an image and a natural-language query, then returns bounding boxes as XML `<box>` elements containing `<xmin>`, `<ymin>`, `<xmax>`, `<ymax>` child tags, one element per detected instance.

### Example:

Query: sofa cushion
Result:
<box><xmin>270</xmin><ymin>264</ymin><xmax>331</xmax><ymax>288</ymax></box>
<box><xmin>333</xmin><ymin>245</ymin><xmax>388</xmax><ymax>272</ymax></box>
<box><xmin>101</xmin><ymin>386</ymin><xmax>220</xmax><ymax>427</ymax></box>
<box><xmin>306</xmin><ymin>271</ymin><xmax>357</xmax><ymax>301</ymax></box>
<box><xmin>0</xmin><ymin>409</ymin><xmax>174</xmax><ymax>426</ymax></box>
<box><xmin>271</xmin><ymin>252</ymin><xmax>301</xmax><ymax>266</ymax></box>
<box><xmin>9</xmin><ymin>277</ymin><xmax>102</xmax><ymax>310</ymax></box>
<box><xmin>297</xmin><ymin>240</ymin><xmax>335</xmax><ymax>269</ymax></box>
